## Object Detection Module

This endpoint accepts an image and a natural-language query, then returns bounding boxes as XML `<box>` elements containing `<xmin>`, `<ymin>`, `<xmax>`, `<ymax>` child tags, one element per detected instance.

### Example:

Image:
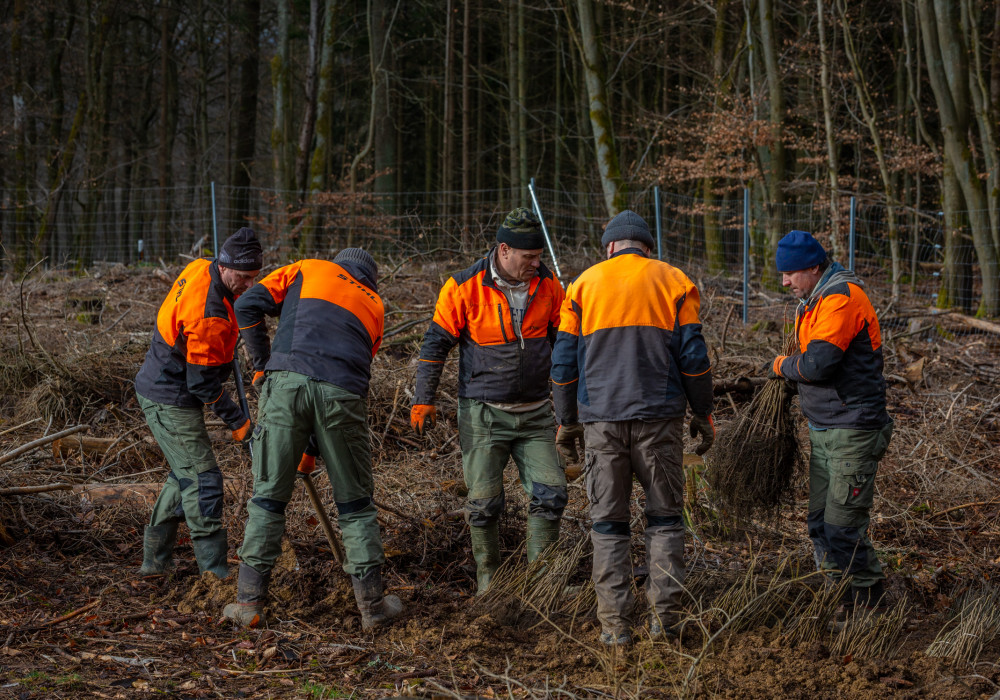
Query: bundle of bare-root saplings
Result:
<box><xmin>706</xmin><ymin>335</ymin><xmax>801</xmax><ymax>524</ymax></box>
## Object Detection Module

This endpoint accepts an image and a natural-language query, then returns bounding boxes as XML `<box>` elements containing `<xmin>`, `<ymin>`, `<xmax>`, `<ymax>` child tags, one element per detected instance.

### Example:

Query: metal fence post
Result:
<box><xmin>528</xmin><ymin>178</ymin><xmax>563</xmax><ymax>282</ymax></box>
<box><xmin>654</xmin><ymin>186</ymin><xmax>663</xmax><ymax>260</ymax></box>
<box><xmin>743</xmin><ymin>188</ymin><xmax>750</xmax><ymax>325</ymax></box>
<box><xmin>848</xmin><ymin>195</ymin><xmax>856</xmax><ymax>272</ymax></box>
<box><xmin>211</xmin><ymin>182</ymin><xmax>220</xmax><ymax>257</ymax></box>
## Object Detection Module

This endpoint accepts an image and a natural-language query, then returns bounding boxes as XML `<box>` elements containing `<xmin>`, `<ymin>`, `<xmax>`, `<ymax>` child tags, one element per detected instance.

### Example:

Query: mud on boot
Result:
<box><xmin>139</xmin><ymin>522</ymin><xmax>178</xmax><ymax>575</ymax></box>
<box><xmin>351</xmin><ymin>566</ymin><xmax>403</xmax><ymax>631</ymax></box>
<box><xmin>222</xmin><ymin>563</ymin><xmax>271</xmax><ymax>628</ymax></box>
<box><xmin>599</xmin><ymin>629</ymin><xmax>633</xmax><ymax>646</ymax></box>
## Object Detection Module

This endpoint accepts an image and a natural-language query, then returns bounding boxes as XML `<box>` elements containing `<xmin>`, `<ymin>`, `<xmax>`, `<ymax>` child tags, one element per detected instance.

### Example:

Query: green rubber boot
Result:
<box><xmin>526</xmin><ymin>516</ymin><xmax>561</xmax><ymax>563</ymax></box>
<box><xmin>470</xmin><ymin>522</ymin><xmax>501</xmax><ymax>595</ymax></box>
<box><xmin>222</xmin><ymin>563</ymin><xmax>271</xmax><ymax>627</ymax></box>
<box><xmin>191</xmin><ymin>529</ymin><xmax>230</xmax><ymax>578</ymax></box>
<box><xmin>139</xmin><ymin>522</ymin><xmax>178</xmax><ymax>575</ymax></box>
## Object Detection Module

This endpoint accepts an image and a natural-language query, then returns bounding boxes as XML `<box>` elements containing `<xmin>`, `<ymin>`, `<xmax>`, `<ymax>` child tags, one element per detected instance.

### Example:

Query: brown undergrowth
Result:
<box><xmin>0</xmin><ymin>255</ymin><xmax>998</xmax><ymax>698</ymax></box>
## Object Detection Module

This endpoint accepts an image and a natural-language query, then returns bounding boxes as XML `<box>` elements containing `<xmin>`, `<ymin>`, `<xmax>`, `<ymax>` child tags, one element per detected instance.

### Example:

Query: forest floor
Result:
<box><xmin>1</xmin><ymin>253</ymin><xmax>999</xmax><ymax>699</ymax></box>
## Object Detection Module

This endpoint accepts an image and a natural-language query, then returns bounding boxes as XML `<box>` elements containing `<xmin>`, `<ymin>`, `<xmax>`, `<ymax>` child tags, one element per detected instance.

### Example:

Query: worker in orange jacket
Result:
<box><xmin>134</xmin><ymin>228</ymin><xmax>262</xmax><ymax>578</ymax></box>
<box><xmin>410</xmin><ymin>208</ymin><xmax>567</xmax><ymax>594</ymax></box>
<box><xmin>767</xmin><ymin>230</ymin><xmax>893</xmax><ymax>613</ymax></box>
<box><xmin>551</xmin><ymin>210</ymin><xmax>715</xmax><ymax>645</ymax></box>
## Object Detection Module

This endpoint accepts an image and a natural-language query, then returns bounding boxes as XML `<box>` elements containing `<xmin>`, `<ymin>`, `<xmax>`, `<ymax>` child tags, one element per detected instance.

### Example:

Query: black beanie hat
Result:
<box><xmin>600</xmin><ymin>210</ymin><xmax>656</xmax><ymax>250</ymax></box>
<box><xmin>334</xmin><ymin>247</ymin><xmax>378</xmax><ymax>284</ymax></box>
<box><xmin>496</xmin><ymin>207</ymin><xmax>546</xmax><ymax>250</ymax></box>
<box><xmin>218</xmin><ymin>227</ymin><xmax>263</xmax><ymax>271</ymax></box>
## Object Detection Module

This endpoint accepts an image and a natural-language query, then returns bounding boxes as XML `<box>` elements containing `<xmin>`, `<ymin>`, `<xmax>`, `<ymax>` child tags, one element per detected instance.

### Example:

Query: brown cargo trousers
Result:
<box><xmin>584</xmin><ymin>417</ymin><xmax>686</xmax><ymax>636</ymax></box>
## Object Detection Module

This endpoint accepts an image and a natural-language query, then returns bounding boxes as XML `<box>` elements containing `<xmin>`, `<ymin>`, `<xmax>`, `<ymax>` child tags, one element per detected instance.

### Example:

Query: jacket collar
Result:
<box><xmin>802</xmin><ymin>261</ymin><xmax>860</xmax><ymax>307</ymax></box>
<box><xmin>610</xmin><ymin>247</ymin><xmax>650</xmax><ymax>259</ymax></box>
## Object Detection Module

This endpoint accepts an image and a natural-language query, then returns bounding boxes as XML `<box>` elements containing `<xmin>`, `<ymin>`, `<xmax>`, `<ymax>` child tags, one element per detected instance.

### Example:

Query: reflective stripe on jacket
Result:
<box><xmin>550</xmin><ymin>249</ymin><xmax>713</xmax><ymax>424</ymax></box>
<box><xmin>773</xmin><ymin>263</ymin><xmax>889</xmax><ymax>429</ymax></box>
<box><xmin>234</xmin><ymin>259</ymin><xmax>383</xmax><ymax>397</ymax></box>
<box><xmin>414</xmin><ymin>249</ymin><xmax>564</xmax><ymax>405</ymax></box>
<box><xmin>134</xmin><ymin>258</ymin><xmax>245</xmax><ymax>429</ymax></box>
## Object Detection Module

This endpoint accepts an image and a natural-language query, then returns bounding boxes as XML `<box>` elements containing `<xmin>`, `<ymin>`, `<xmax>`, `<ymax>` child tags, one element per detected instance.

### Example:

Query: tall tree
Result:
<box><xmin>231</xmin><ymin>0</ymin><xmax>261</xmax><ymax>231</ymax></box>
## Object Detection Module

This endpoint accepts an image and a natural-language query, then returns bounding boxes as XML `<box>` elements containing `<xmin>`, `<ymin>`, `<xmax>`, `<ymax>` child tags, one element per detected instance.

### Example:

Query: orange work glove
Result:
<box><xmin>689</xmin><ymin>414</ymin><xmax>715</xmax><ymax>456</ymax></box>
<box><xmin>252</xmin><ymin>371</ymin><xmax>266</xmax><ymax>390</ymax></box>
<box><xmin>410</xmin><ymin>405</ymin><xmax>437</xmax><ymax>436</ymax></box>
<box><xmin>297</xmin><ymin>453</ymin><xmax>317</xmax><ymax>475</ymax></box>
<box><xmin>232</xmin><ymin>418</ymin><xmax>253</xmax><ymax>443</ymax></box>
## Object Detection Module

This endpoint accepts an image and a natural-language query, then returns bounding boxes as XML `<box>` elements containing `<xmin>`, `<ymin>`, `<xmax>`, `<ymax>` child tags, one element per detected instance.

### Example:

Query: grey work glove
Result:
<box><xmin>689</xmin><ymin>414</ymin><xmax>715</xmax><ymax>456</ymax></box>
<box><xmin>555</xmin><ymin>423</ymin><xmax>586</xmax><ymax>463</ymax></box>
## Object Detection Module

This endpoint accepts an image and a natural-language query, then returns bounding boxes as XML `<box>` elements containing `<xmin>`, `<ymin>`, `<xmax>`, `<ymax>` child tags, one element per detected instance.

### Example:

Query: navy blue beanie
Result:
<box><xmin>218</xmin><ymin>227</ymin><xmax>263</xmax><ymax>271</ymax></box>
<box><xmin>775</xmin><ymin>230</ymin><xmax>826</xmax><ymax>272</ymax></box>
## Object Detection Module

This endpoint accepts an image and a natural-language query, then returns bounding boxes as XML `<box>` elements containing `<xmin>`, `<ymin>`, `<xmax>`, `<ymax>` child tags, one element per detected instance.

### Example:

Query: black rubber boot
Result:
<box><xmin>139</xmin><ymin>522</ymin><xmax>178</xmax><ymax>575</ymax></box>
<box><xmin>850</xmin><ymin>580</ymin><xmax>887</xmax><ymax>609</ymax></box>
<box><xmin>351</xmin><ymin>566</ymin><xmax>403</xmax><ymax>631</ymax></box>
<box><xmin>526</xmin><ymin>516</ymin><xmax>560</xmax><ymax>564</ymax></box>
<box><xmin>222</xmin><ymin>563</ymin><xmax>271</xmax><ymax>627</ymax></box>
<box><xmin>191</xmin><ymin>529</ymin><xmax>230</xmax><ymax>578</ymax></box>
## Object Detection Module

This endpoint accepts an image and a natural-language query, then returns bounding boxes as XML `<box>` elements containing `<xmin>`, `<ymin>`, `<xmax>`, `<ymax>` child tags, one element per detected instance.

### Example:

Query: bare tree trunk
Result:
<box><xmin>816</xmin><ymin>0</ymin><xmax>841</xmax><ymax>259</ymax></box>
<box><xmin>758</xmin><ymin>0</ymin><xmax>786</xmax><ymax>288</ymax></box>
<box><xmin>573</xmin><ymin>0</ymin><xmax>625</xmax><ymax>218</ymax></box>
<box><xmin>702</xmin><ymin>0</ymin><xmax>729</xmax><ymax>273</ymax></box>
<box><xmin>306</xmin><ymin>0</ymin><xmax>337</xmax><ymax>251</ymax></box>
<box><xmin>505</xmin><ymin>2</ymin><xmax>519</xmax><ymax>207</ymax></box>
<box><xmin>231</xmin><ymin>0</ymin><xmax>261</xmax><ymax>233</ymax></box>
<box><xmin>837</xmin><ymin>0</ymin><xmax>901</xmax><ymax>300</ymax></box>
<box><xmin>917</xmin><ymin>0</ymin><xmax>1000</xmax><ymax>315</ymax></box>
<box><xmin>11</xmin><ymin>0</ymin><xmax>30</xmax><ymax>271</ymax></box>
<box><xmin>272</xmin><ymin>0</ymin><xmax>292</xmax><ymax>195</ymax></box>
<box><xmin>372</xmin><ymin>0</ymin><xmax>396</xmax><ymax>218</ymax></box>
<box><xmin>461</xmin><ymin>0</ymin><xmax>471</xmax><ymax>250</ymax></box>
<box><xmin>517</xmin><ymin>0</ymin><xmax>528</xmax><ymax>193</ymax></box>
<box><xmin>295</xmin><ymin>0</ymin><xmax>321</xmax><ymax>198</ymax></box>
<box><xmin>442</xmin><ymin>0</ymin><xmax>454</xmax><ymax>226</ymax></box>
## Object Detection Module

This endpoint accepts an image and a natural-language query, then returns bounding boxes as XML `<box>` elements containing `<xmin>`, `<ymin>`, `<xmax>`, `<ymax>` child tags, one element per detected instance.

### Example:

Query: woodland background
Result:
<box><xmin>1</xmin><ymin>0</ymin><xmax>999</xmax><ymax>315</ymax></box>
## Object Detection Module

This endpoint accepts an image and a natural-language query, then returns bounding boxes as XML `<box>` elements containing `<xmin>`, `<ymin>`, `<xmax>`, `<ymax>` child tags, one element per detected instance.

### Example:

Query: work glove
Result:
<box><xmin>297</xmin><ymin>453</ymin><xmax>317</xmax><ymax>476</ymax></box>
<box><xmin>763</xmin><ymin>358</ymin><xmax>782</xmax><ymax>380</ymax></box>
<box><xmin>251</xmin><ymin>371</ymin><xmax>266</xmax><ymax>394</ymax></box>
<box><xmin>232</xmin><ymin>418</ymin><xmax>253</xmax><ymax>443</ymax></box>
<box><xmin>555</xmin><ymin>423</ymin><xmax>586</xmax><ymax>463</ymax></box>
<box><xmin>410</xmin><ymin>404</ymin><xmax>437</xmax><ymax>436</ymax></box>
<box><xmin>689</xmin><ymin>414</ymin><xmax>715</xmax><ymax>456</ymax></box>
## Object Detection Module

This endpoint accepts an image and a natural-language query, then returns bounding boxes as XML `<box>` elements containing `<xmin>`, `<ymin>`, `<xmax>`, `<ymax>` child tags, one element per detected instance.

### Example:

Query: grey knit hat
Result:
<box><xmin>218</xmin><ymin>227</ymin><xmax>263</xmax><ymax>270</ymax></box>
<box><xmin>334</xmin><ymin>247</ymin><xmax>377</xmax><ymax>283</ymax></box>
<box><xmin>601</xmin><ymin>210</ymin><xmax>656</xmax><ymax>250</ymax></box>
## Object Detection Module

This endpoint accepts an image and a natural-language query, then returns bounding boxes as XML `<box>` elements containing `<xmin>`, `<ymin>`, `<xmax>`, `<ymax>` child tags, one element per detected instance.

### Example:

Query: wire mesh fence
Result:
<box><xmin>0</xmin><ymin>182</ymin><xmax>980</xmax><ymax>317</ymax></box>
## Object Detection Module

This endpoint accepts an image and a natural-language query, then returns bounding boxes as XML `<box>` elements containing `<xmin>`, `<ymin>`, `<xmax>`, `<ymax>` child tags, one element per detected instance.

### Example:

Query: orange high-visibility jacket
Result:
<box><xmin>550</xmin><ymin>248</ymin><xmax>713</xmax><ymax>424</ymax></box>
<box><xmin>772</xmin><ymin>263</ymin><xmax>889</xmax><ymax>429</ymax></box>
<box><xmin>414</xmin><ymin>250</ymin><xmax>564</xmax><ymax>405</ymax></box>
<box><xmin>235</xmin><ymin>259</ymin><xmax>383</xmax><ymax>398</ymax></box>
<box><xmin>134</xmin><ymin>258</ymin><xmax>246</xmax><ymax>429</ymax></box>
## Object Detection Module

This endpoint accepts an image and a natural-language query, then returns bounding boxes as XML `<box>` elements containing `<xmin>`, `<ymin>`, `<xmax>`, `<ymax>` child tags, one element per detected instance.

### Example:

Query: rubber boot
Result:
<box><xmin>191</xmin><ymin>529</ymin><xmax>230</xmax><ymax>578</ymax></box>
<box><xmin>592</xmin><ymin>531</ymin><xmax>634</xmax><ymax>641</ymax></box>
<box><xmin>139</xmin><ymin>522</ymin><xmax>178</xmax><ymax>575</ymax></box>
<box><xmin>222</xmin><ymin>563</ymin><xmax>271</xmax><ymax>627</ymax></box>
<box><xmin>645</xmin><ymin>525</ymin><xmax>685</xmax><ymax>639</ymax></box>
<box><xmin>351</xmin><ymin>566</ymin><xmax>403</xmax><ymax>631</ymax></box>
<box><xmin>850</xmin><ymin>580</ymin><xmax>886</xmax><ymax>609</ymax></box>
<box><xmin>526</xmin><ymin>516</ymin><xmax>561</xmax><ymax>564</ymax></box>
<box><xmin>470</xmin><ymin>521</ymin><xmax>501</xmax><ymax>595</ymax></box>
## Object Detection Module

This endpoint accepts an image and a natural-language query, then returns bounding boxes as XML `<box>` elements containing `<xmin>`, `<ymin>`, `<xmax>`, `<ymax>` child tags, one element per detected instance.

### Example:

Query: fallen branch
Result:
<box><xmin>0</xmin><ymin>483</ymin><xmax>74</xmax><ymax>496</ymax></box>
<box><xmin>42</xmin><ymin>599</ymin><xmax>101</xmax><ymax>627</ymax></box>
<box><xmin>0</xmin><ymin>425</ymin><xmax>90</xmax><ymax>466</ymax></box>
<box><xmin>930</xmin><ymin>498</ymin><xmax>1000</xmax><ymax>519</ymax></box>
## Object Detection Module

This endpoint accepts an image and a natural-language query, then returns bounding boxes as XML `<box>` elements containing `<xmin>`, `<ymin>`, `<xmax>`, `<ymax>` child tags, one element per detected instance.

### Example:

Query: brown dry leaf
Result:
<box><xmin>903</xmin><ymin>357</ymin><xmax>925</xmax><ymax>386</ymax></box>
<box><xmin>179</xmin><ymin>681</ymin><xmax>197</xmax><ymax>690</ymax></box>
<box><xmin>262</xmin><ymin>646</ymin><xmax>278</xmax><ymax>661</ymax></box>
<box><xmin>1</xmin><ymin>647</ymin><xmax>22</xmax><ymax>656</ymax></box>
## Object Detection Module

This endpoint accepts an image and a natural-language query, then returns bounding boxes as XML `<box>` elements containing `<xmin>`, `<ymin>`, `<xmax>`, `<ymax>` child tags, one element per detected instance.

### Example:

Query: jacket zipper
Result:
<box><xmin>496</xmin><ymin>304</ymin><xmax>510</xmax><ymax>343</ymax></box>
